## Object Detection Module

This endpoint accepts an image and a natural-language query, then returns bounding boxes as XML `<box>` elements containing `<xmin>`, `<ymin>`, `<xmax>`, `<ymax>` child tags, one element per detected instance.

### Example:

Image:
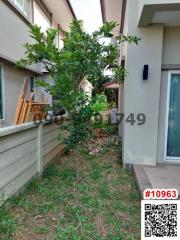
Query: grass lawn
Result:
<box><xmin>0</xmin><ymin>136</ymin><xmax>141</xmax><ymax>240</ymax></box>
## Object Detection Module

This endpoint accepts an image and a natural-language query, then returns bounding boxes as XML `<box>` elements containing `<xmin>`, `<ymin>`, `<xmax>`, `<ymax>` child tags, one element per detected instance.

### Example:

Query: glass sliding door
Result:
<box><xmin>167</xmin><ymin>73</ymin><xmax>180</xmax><ymax>158</ymax></box>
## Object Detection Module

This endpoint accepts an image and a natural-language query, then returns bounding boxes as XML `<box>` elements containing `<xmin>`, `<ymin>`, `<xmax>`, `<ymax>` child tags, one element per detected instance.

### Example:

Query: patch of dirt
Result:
<box><xmin>13</xmin><ymin>208</ymin><xmax>65</xmax><ymax>240</ymax></box>
<box><xmin>15</xmin><ymin>230</ymin><xmax>52</xmax><ymax>240</ymax></box>
<box><xmin>86</xmin><ymin>128</ymin><xmax>110</xmax><ymax>156</ymax></box>
<box><xmin>95</xmin><ymin>214</ymin><xmax>108</xmax><ymax>237</ymax></box>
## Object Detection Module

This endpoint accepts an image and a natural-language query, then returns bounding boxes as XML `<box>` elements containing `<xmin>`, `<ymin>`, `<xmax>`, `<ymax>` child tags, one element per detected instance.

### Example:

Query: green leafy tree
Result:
<box><xmin>17</xmin><ymin>20</ymin><xmax>140</xmax><ymax>150</ymax></box>
<box><xmin>92</xmin><ymin>93</ymin><xmax>108</xmax><ymax>114</ymax></box>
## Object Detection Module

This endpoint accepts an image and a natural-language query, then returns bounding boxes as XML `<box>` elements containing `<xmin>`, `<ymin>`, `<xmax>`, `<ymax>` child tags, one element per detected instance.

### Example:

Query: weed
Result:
<box><xmin>33</xmin><ymin>225</ymin><xmax>49</xmax><ymax>234</ymax></box>
<box><xmin>0</xmin><ymin>207</ymin><xmax>16</xmax><ymax>240</ymax></box>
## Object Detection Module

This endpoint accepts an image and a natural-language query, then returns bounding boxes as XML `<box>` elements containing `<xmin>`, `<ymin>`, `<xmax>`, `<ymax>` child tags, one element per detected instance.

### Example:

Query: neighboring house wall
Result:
<box><xmin>0</xmin><ymin>0</ymin><xmax>70</xmax><ymax>126</ymax></box>
<box><xmin>79</xmin><ymin>79</ymin><xmax>93</xmax><ymax>98</ymax></box>
<box><xmin>3</xmin><ymin>64</ymin><xmax>36</xmax><ymax>125</ymax></box>
<box><xmin>0</xmin><ymin>1</ymin><xmax>39</xmax><ymax>72</ymax></box>
<box><xmin>33</xmin><ymin>1</ymin><xmax>51</xmax><ymax>33</ymax></box>
<box><xmin>0</xmin><ymin>120</ymin><xmax>66</xmax><ymax>202</ymax></box>
<box><xmin>0</xmin><ymin>0</ymin><xmax>41</xmax><ymax>126</ymax></box>
<box><xmin>122</xmin><ymin>0</ymin><xmax>164</xmax><ymax>166</ymax></box>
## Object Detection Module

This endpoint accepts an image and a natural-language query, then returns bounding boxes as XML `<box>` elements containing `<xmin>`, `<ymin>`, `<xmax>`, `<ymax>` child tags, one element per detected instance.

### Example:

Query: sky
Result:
<box><xmin>69</xmin><ymin>0</ymin><xmax>112</xmax><ymax>76</ymax></box>
<box><xmin>70</xmin><ymin>0</ymin><xmax>103</xmax><ymax>34</ymax></box>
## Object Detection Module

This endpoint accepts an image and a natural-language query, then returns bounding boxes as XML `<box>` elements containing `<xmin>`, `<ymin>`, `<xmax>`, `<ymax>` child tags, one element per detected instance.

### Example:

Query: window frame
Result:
<box><xmin>164</xmin><ymin>70</ymin><xmax>180</xmax><ymax>162</ymax></box>
<box><xmin>30</xmin><ymin>76</ymin><xmax>35</xmax><ymax>92</ymax></box>
<box><xmin>9</xmin><ymin>0</ymin><xmax>33</xmax><ymax>22</ymax></box>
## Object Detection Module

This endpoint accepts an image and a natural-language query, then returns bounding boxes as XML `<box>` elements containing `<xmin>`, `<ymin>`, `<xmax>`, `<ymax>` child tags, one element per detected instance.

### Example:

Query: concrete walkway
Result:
<box><xmin>133</xmin><ymin>163</ymin><xmax>180</xmax><ymax>199</ymax></box>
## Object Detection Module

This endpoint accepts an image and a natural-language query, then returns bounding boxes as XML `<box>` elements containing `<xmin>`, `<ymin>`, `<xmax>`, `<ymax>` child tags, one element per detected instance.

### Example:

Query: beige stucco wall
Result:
<box><xmin>0</xmin><ymin>1</ymin><xmax>29</xmax><ymax>60</ymax></box>
<box><xmin>163</xmin><ymin>27</ymin><xmax>180</xmax><ymax>64</ymax></box>
<box><xmin>123</xmin><ymin>0</ymin><xmax>164</xmax><ymax>166</ymax></box>
<box><xmin>0</xmin><ymin>1</ymin><xmax>40</xmax><ymax>72</ymax></box>
<box><xmin>123</xmin><ymin>6</ymin><xmax>180</xmax><ymax>166</ymax></box>
<box><xmin>2</xmin><ymin>63</ymin><xmax>35</xmax><ymax>125</ymax></box>
<box><xmin>0</xmin><ymin>1</ymin><xmax>61</xmax><ymax>69</ymax></box>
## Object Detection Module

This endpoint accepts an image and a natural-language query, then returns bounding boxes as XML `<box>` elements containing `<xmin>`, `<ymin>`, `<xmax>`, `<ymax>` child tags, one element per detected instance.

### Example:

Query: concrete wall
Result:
<box><xmin>43</xmin><ymin>122</ymin><xmax>65</xmax><ymax>166</ymax></box>
<box><xmin>0</xmin><ymin>120</ymin><xmax>65</xmax><ymax>202</ymax></box>
<box><xmin>123</xmin><ymin>0</ymin><xmax>164</xmax><ymax>166</ymax></box>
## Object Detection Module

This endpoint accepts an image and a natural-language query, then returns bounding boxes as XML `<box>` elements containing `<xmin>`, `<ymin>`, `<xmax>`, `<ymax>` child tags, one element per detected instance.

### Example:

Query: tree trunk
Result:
<box><xmin>75</xmin><ymin>154</ymin><xmax>80</xmax><ymax>181</ymax></box>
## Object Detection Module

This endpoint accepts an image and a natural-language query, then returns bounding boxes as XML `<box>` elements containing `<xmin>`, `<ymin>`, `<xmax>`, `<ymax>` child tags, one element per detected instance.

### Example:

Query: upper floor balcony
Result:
<box><xmin>138</xmin><ymin>0</ymin><xmax>180</xmax><ymax>27</ymax></box>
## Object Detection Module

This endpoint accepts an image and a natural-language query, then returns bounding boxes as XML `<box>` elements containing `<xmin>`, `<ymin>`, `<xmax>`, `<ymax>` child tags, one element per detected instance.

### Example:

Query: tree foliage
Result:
<box><xmin>18</xmin><ymin>20</ymin><xmax>140</xmax><ymax>149</ymax></box>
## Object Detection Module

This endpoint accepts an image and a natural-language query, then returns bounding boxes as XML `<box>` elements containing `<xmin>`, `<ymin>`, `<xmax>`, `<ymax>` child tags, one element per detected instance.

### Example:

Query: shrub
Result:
<box><xmin>92</xmin><ymin>93</ymin><xmax>108</xmax><ymax>114</ymax></box>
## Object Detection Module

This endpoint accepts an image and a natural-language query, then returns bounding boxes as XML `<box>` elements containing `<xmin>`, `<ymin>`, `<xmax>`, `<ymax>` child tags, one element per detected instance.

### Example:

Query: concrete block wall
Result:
<box><xmin>0</xmin><ymin>120</ymin><xmax>65</xmax><ymax>202</ymax></box>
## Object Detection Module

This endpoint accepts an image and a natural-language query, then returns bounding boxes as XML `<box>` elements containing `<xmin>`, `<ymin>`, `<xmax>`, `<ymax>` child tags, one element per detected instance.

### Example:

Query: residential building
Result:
<box><xmin>102</xmin><ymin>0</ymin><xmax>180</xmax><ymax>167</ymax></box>
<box><xmin>0</xmin><ymin>0</ymin><xmax>75</xmax><ymax>126</ymax></box>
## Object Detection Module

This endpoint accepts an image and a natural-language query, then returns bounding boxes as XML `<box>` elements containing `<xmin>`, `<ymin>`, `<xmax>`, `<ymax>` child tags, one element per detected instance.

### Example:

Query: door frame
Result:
<box><xmin>164</xmin><ymin>70</ymin><xmax>180</xmax><ymax>162</ymax></box>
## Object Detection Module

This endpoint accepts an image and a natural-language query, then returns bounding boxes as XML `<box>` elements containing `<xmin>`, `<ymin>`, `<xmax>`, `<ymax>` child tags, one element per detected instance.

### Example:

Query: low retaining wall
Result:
<box><xmin>0</xmin><ymin>119</ymin><xmax>66</xmax><ymax>202</ymax></box>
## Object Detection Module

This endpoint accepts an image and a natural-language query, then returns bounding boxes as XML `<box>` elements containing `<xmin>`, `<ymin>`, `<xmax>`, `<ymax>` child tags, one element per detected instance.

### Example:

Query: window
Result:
<box><xmin>33</xmin><ymin>1</ymin><xmax>51</xmax><ymax>33</ymax></box>
<box><xmin>11</xmin><ymin>0</ymin><xmax>32</xmax><ymax>21</ymax></box>
<box><xmin>30</xmin><ymin>76</ymin><xmax>35</xmax><ymax>92</ymax></box>
<box><xmin>0</xmin><ymin>66</ymin><xmax>3</xmax><ymax>119</ymax></box>
<box><xmin>166</xmin><ymin>72</ymin><xmax>180</xmax><ymax>159</ymax></box>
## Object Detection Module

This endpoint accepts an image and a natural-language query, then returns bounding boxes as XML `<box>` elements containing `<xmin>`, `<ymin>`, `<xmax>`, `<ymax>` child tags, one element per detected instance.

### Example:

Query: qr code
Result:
<box><xmin>141</xmin><ymin>200</ymin><xmax>180</xmax><ymax>239</ymax></box>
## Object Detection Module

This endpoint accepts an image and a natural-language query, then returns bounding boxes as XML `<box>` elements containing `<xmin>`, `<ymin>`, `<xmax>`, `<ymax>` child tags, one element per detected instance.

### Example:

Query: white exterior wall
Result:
<box><xmin>123</xmin><ymin>0</ymin><xmax>164</xmax><ymax>166</ymax></box>
<box><xmin>0</xmin><ymin>121</ymin><xmax>65</xmax><ymax>202</ymax></box>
